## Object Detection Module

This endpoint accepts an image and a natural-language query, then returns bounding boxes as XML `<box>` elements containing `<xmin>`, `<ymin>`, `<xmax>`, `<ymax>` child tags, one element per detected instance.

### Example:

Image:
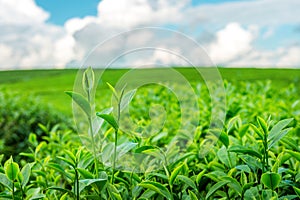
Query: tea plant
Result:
<box><xmin>0</xmin><ymin>67</ymin><xmax>299</xmax><ymax>199</ymax></box>
<box><xmin>0</xmin><ymin>91</ymin><xmax>73</xmax><ymax>160</ymax></box>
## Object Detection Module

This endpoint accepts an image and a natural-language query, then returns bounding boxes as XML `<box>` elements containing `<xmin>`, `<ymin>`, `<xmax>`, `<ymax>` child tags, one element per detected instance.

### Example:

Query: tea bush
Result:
<box><xmin>0</xmin><ymin>91</ymin><xmax>74</xmax><ymax>160</ymax></box>
<box><xmin>0</xmin><ymin>68</ymin><xmax>299</xmax><ymax>199</ymax></box>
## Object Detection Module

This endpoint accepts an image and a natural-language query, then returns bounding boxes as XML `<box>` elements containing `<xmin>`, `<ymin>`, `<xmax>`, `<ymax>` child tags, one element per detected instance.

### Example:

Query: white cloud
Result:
<box><xmin>0</xmin><ymin>0</ymin><xmax>300</xmax><ymax>69</ymax></box>
<box><xmin>0</xmin><ymin>0</ymin><xmax>76</xmax><ymax>68</ymax></box>
<box><xmin>0</xmin><ymin>0</ymin><xmax>49</xmax><ymax>25</ymax></box>
<box><xmin>97</xmin><ymin>0</ymin><xmax>153</xmax><ymax>28</ymax></box>
<box><xmin>277</xmin><ymin>47</ymin><xmax>300</xmax><ymax>67</ymax></box>
<box><xmin>188</xmin><ymin>0</ymin><xmax>300</xmax><ymax>28</ymax></box>
<box><xmin>66</xmin><ymin>0</ymin><xmax>300</xmax><ymax>68</ymax></box>
<box><xmin>207</xmin><ymin>23</ymin><xmax>256</xmax><ymax>64</ymax></box>
<box><xmin>0</xmin><ymin>44</ymin><xmax>13</xmax><ymax>69</ymax></box>
<box><xmin>97</xmin><ymin>0</ymin><xmax>187</xmax><ymax>28</ymax></box>
<box><xmin>226</xmin><ymin>46</ymin><xmax>300</xmax><ymax>68</ymax></box>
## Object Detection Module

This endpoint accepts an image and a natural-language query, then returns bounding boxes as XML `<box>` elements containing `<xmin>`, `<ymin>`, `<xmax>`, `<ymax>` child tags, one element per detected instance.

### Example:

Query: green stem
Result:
<box><xmin>262</xmin><ymin>130</ymin><xmax>269</xmax><ymax>173</ymax></box>
<box><xmin>12</xmin><ymin>181</ymin><xmax>15</xmax><ymax>200</ymax></box>
<box><xmin>262</xmin><ymin>152</ymin><xmax>265</xmax><ymax>173</ymax></box>
<box><xmin>264</xmin><ymin>138</ymin><xmax>268</xmax><ymax>172</ymax></box>
<box><xmin>88</xmin><ymin>118</ymin><xmax>99</xmax><ymax>177</ymax></box>
<box><xmin>117</xmin><ymin>100</ymin><xmax>121</xmax><ymax>122</ymax></box>
<box><xmin>112</xmin><ymin>101</ymin><xmax>121</xmax><ymax>184</ymax></box>
<box><xmin>75</xmin><ymin>167</ymin><xmax>79</xmax><ymax>200</ymax></box>
<box><xmin>112</xmin><ymin>129</ymin><xmax>118</xmax><ymax>183</ymax></box>
<box><xmin>87</xmin><ymin>91</ymin><xmax>99</xmax><ymax>177</ymax></box>
<box><xmin>20</xmin><ymin>186</ymin><xmax>24</xmax><ymax>200</ymax></box>
<box><xmin>265</xmin><ymin>149</ymin><xmax>269</xmax><ymax>171</ymax></box>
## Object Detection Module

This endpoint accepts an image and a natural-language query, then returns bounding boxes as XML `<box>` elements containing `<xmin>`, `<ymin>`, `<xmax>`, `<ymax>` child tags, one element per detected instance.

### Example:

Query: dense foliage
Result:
<box><xmin>0</xmin><ymin>91</ymin><xmax>73</xmax><ymax>160</ymax></box>
<box><xmin>0</xmin><ymin>68</ymin><xmax>299</xmax><ymax>199</ymax></box>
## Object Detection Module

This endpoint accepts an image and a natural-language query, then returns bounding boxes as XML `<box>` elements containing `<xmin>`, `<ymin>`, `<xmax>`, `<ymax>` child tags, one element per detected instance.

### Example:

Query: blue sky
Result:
<box><xmin>36</xmin><ymin>0</ymin><xmax>99</xmax><ymax>25</ymax></box>
<box><xmin>37</xmin><ymin>0</ymin><xmax>247</xmax><ymax>25</ymax></box>
<box><xmin>0</xmin><ymin>0</ymin><xmax>299</xmax><ymax>69</ymax></box>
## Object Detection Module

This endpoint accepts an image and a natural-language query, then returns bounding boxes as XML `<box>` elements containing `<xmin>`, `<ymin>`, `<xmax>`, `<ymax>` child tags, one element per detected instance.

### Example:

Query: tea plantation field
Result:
<box><xmin>0</xmin><ymin>67</ymin><xmax>299</xmax><ymax>199</ymax></box>
<box><xmin>1</xmin><ymin>68</ymin><xmax>300</xmax><ymax>114</ymax></box>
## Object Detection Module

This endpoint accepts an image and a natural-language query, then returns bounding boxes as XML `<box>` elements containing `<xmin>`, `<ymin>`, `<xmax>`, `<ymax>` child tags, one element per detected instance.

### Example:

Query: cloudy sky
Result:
<box><xmin>0</xmin><ymin>0</ymin><xmax>299</xmax><ymax>70</ymax></box>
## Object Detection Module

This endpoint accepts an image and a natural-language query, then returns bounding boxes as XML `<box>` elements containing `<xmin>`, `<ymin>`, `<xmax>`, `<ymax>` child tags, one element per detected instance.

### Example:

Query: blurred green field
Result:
<box><xmin>1</xmin><ymin>67</ymin><xmax>300</xmax><ymax>115</ymax></box>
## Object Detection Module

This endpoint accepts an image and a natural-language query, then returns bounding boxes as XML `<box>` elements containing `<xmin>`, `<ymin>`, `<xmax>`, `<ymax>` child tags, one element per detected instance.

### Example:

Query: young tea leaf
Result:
<box><xmin>268</xmin><ymin>118</ymin><xmax>293</xmax><ymax>142</ymax></box>
<box><xmin>261</xmin><ymin>172</ymin><xmax>281</xmax><ymax>190</ymax></box>
<box><xmin>0</xmin><ymin>173</ymin><xmax>13</xmax><ymax>190</ymax></box>
<box><xmin>206</xmin><ymin>180</ymin><xmax>230</xmax><ymax>199</ymax></box>
<box><xmin>228</xmin><ymin>145</ymin><xmax>262</xmax><ymax>159</ymax></box>
<box><xmin>235</xmin><ymin>165</ymin><xmax>251</xmax><ymax>173</ymax></box>
<box><xmin>217</xmin><ymin>146</ymin><xmax>236</xmax><ymax>168</ymax></box>
<box><xmin>96</xmin><ymin>113</ymin><xmax>119</xmax><ymax>130</ymax></box>
<box><xmin>4</xmin><ymin>157</ymin><xmax>20</xmax><ymax>181</ymax></box>
<box><xmin>238</xmin><ymin>124</ymin><xmax>249</xmax><ymax>138</ymax></box>
<box><xmin>138</xmin><ymin>181</ymin><xmax>173</xmax><ymax>200</ymax></box>
<box><xmin>196</xmin><ymin>169</ymin><xmax>207</xmax><ymax>184</ymax></box>
<box><xmin>250</xmin><ymin>124</ymin><xmax>264</xmax><ymax>140</ymax></box>
<box><xmin>65</xmin><ymin>91</ymin><xmax>91</xmax><ymax>117</ymax></box>
<box><xmin>82</xmin><ymin>66</ymin><xmax>94</xmax><ymax>94</ymax></box>
<box><xmin>169</xmin><ymin>163</ymin><xmax>184</xmax><ymax>186</ymax></box>
<box><xmin>222</xmin><ymin>176</ymin><xmax>242</xmax><ymax>196</ymax></box>
<box><xmin>285</xmin><ymin>150</ymin><xmax>300</xmax><ymax>161</ymax></box>
<box><xmin>106</xmin><ymin>82</ymin><xmax>118</xmax><ymax>101</ymax></box>
<box><xmin>77</xmin><ymin>168</ymin><xmax>94</xmax><ymax>179</ymax></box>
<box><xmin>21</xmin><ymin>163</ymin><xmax>31</xmax><ymax>188</ymax></box>
<box><xmin>177</xmin><ymin>175</ymin><xmax>197</xmax><ymax>191</ymax></box>
<box><xmin>79</xmin><ymin>178</ymin><xmax>107</xmax><ymax>194</ymax></box>
<box><xmin>120</xmin><ymin>89</ymin><xmax>137</xmax><ymax>111</ymax></box>
<box><xmin>116</xmin><ymin>142</ymin><xmax>137</xmax><ymax>160</ymax></box>
<box><xmin>211</xmin><ymin>129</ymin><xmax>229</xmax><ymax>148</ymax></box>
<box><xmin>268</xmin><ymin>127</ymin><xmax>292</xmax><ymax>150</ymax></box>
<box><xmin>257</xmin><ymin>116</ymin><xmax>268</xmax><ymax>134</ymax></box>
<box><xmin>189</xmin><ymin>190</ymin><xmax>198</xmax><ymax>200</ymax></box>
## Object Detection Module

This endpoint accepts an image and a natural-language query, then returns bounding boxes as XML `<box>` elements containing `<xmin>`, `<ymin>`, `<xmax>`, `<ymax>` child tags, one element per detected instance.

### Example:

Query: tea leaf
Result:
<box><xmin>293</xmin><ymin>186</ymin><xmax>300</xmax><ymax>197</ymax></box>
<box><xmin>250</xmin><ymin>124</ymin><xmax>264</xmax><ymax>140</ymax></box>
<box><xmin>211</xmin><ymin>129</ymin><xmax>229</xmax><ymax>148</ymax></box>
<box><xmin>189</xmin><ymin>190</ymin><xmax>198</xmax><ymax>200</ymax></box>
<box><xmin>120</xmin><ymin>89</ymin><xmax>137</xmax><ymax>111</ymax></box>
<box><xmin>106</xmin><ymin>82</ymin><xmax>118</xmax><ymax>101</ymax></box>
<box><xmin>196</xmin><ymin>169</ymin><xmax>207</xmax><ymax>184</ymax></box>
<box><xmin>0</xmin><ymin>173</ymin><xmax>13</xmax><ymax>190</ymax></box>
<box><xmin>228</xmin><ymin>145</ymin><xmax>262</xmax><ymax>159</ymax></box>
<box><xmin>65</xmin><ymin>91</ymin><xmax>91</xmax><ymax>117</ymax></box>
<box><xmin>257</xmin><ymin>116</ymin><xmax>268</xmax><ymax>134</ymax></box>
<box><xmin>268</xmin><ymin>127</ymin><xmax>292</xmax><ymax>150</ymax></box>
<box><xmin>48</xmin><ymin>186</ymin><xmax>75</xmax><ymax>197</ymax></box>
<box><xmin>261</xmin><ymin>172</ymin><xmax>281</xmax><ymax>190</ymax></box>
<box><xmin>206</xmin><ymin>180</ymin><xmax>230</xmax><ymax>199</ymax></box>
<box><xmin>177</xmin><ymin>175</ymin><xmax>197</xmax><ymax>191</ymax></box>
<box><xmin>57</xmin><ymin>156</ymin><xmax>76</xmax><ymax>168</ymax></box>
<box><xmin>169</xmin><ymin>163</ymin><xmax>184</xmax><ymax>186</ymax></box>
<box><xmin>268</xmin><ymin>118</ymin><xmax>293</xmax><ymax>141</ymax></box>
<box><xmin>235</xmin><ymin>165</ymin><xmax>251</xmax><ymax>173</ymax></box>
<box><xmin>79</xmin><ymin>178</ymin><xmax>107</xmax><ymax>194</ymax></box>
<box><xmin>217</xmin><ymin>146</ymin><xmax>236</xmax><ymax>168</ymax></box>
<box><xmin>77</xmin><ymin>168</ymin><xmax>93</xmax><ymax>179</ymax></box>
<box><xmin>96</xmin><ymin>113</ymin><xmax>119</xmax><ymax>130</ymax></box>
<box><xmin>139</xmin><ymin>181</ymin><xmax>173</xmax><ymax>200</ymax></box>
<box><xmin>222</xmin><ymin>176</ymin><xmax>242</xmax><ymax>196</ymax></box>
<box><xmin>21</xmin><ymin>163</ymin><xmax>31</xmax><ymax>187</ymax></box>
<box><xmin>4</xmin><ymin>157</ymin><xmax>20</xmax><ymax>181</ymax></box>
<box><xmin>82</xmin><ymin>66</ymin><xmax>94</xmax><ymax>94</ymax></box>
<box><xmin>285</xmin><ymin>150</ymin><xmax>300</xmax><ymax>161</ymax></box>
<box><xmin>238</xmin><ymin>124</ymin><xmax>249</xmax><ymax>138</ymax></box>
<box><xmin>117</xmin><ymin>142</ymin><xmax>138</xmax><ymax>160</ymax></box>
